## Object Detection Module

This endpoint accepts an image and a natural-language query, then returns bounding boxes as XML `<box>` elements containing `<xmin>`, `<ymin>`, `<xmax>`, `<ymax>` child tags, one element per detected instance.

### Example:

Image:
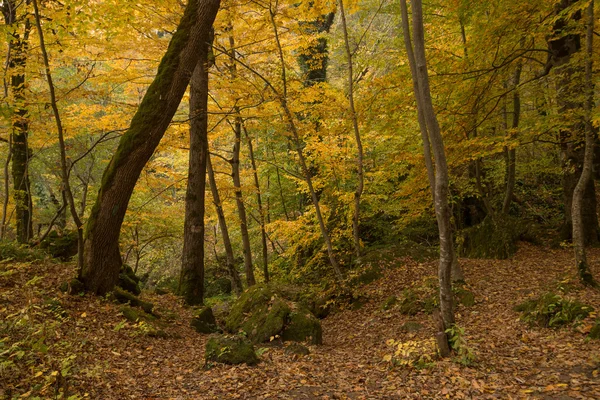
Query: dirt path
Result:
<box><xmin>2</xmin><ymin>244</ymin><xmax>600</xmax><ymax>399</ymax></box>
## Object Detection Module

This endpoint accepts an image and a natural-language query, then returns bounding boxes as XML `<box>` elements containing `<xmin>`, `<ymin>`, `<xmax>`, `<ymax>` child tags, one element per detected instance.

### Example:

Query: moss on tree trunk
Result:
<box><xmin>82</xmin><ymin>0</ymin><xmax>221</xmax><ymax>295</ymax></box>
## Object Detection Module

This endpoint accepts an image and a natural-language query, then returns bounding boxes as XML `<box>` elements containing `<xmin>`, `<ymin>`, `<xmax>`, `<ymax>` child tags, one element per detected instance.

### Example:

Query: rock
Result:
<box><xmin>226</xmin><ymin>284</ymin><xmax>273</xmax><ymax>332</ymax></box>
<box><xmin>205</xmin><ymin>334</ymin><xmax>258</xmax><ymax>365</ymax></box>
<box><xmin>205</xmin><ymin>276</ymin><xmax>232</xmax><ymax>297</ymax></box>
<box><xmin>113</xmin><ymin>287</ymin><xmax>154</xmax><ymax>314</ymax></box>
<box><xmin>454</xmin><ymin>287</ymin><xmax>475</xmax><ymax>307</ymax></box>
<box><xmin>243</xmin><ymin>298</ymin><xmax>290</xmax><ymax>343</ymax></box>
<box><xmin>281</xmin><ymin>309</ymin><xmax>322</xmax><ymax>345</ymax></box>
<box><xmin>284</xmin><ymin>343</ymin><xmax>310</xmax><ymax>356</ymax></box>
<box><xmin>212</xmin><ymin>301</ymin><xmax>231</xmax><ymax>324</ymax></box>
<box><xmin>401</xmin><ymin>321</ymin><xmax>423</xmax><ymax>332</ymax></box>
<box><xmin>191</xmin><ymin>306</ymin><xmax>220</xmax><ymax>334</ymax></box>
<box><xmin>382</xmin><ymin>295</ymin><xmax>398</xmax><ymax>310</ymax></box>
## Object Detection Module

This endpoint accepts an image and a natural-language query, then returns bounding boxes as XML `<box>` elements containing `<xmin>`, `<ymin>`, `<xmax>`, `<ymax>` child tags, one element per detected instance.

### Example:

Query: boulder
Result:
<box><xmin>284</xmin><ymin>343</ymin><xmax>310</xmax><ymax>356</ymax></box>
<box><xmin>113</xmin><ymin>287</ymin><xmax>154</xmax><ymax>314</ymax></box>
<box><xmin>281</xmin><ymin>309</ymin><xmax>322</xmax><ymax>345</ymax></box>
<box><xmin>191</xmin><ymin>306</ymin><xmax>220</xmax><ymax>334</ymax></box>
<box><xmin>205</xmin><ymin>334</ymin><xmax>258</xmax><ymax>365</ymax></box>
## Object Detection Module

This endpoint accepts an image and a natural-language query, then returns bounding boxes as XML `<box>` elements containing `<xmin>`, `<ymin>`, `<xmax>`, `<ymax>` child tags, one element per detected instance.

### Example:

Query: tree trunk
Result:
<box><xmin>339</xmin><ymin>0</ymin><xmax>364</xmax><ymax>259</ymax></box>
<box><xmin>502</xmin><ymin>53</ymin><xmax>523</xmax><ymax>215</ymax></box>
<box><xmin>1</xmin><ymin>135</ymin><xmax>12</xmax><ymax>240</ymax></box>
<box><xmin>401</xmin><ymin>0</ymin><xmax>455</xmax><ymax>342</ymax></box>
<box><xmin>243</xmin><ymin>125</ymin><xmax>269</xmax><ymax>282</ymax></box>
<box><xmin>82</xmin><ymin>0</ymin><xmax>220</xmax><ymax>295</ymax></box>
<box><xmin>3</xmin><ymin>1</ymin><xmax>33</xmax><ymax>243</ymax></box>
<box><xmin>572</xmin><ymin>0</ymin><xmax>596</xmax><ymax>287</ymax></box>
<box><xmin>207</xmin><ymin>154</ymin><xmax>243</xmax><ymax>294</ymax></box>
<box><xmin>548</xmin><ymin>0</ymin><xmax>599</xmax><ymax>245</ymax></box>
<box><xmin>180</xmin><ymin>38</ymin><xmax>211</xmax><ymax>305</ymax></box>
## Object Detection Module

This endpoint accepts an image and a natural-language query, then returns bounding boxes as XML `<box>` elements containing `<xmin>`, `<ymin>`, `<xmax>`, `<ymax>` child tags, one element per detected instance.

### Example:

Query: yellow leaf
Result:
<box><xmin>34</xmin><ymin>371</ymin><xmax>43</xmax><ymax>378</ymax></box>
<box><xmin>383</xmin><ymin>354</ymin><xmax>392</xmax><ymax>362</ymax></box>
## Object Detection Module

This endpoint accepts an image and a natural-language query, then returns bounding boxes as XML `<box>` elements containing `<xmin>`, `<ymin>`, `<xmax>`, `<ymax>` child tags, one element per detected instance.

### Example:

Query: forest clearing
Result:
<box><xmin>3</xmin><ymin>0</ymin><xmax>600</xmax><ymax>398</ymax></box>
<box><xmin>1</xmin><ymin>244</ymin><xmax>600</xmax><ymax>398</ymax></box>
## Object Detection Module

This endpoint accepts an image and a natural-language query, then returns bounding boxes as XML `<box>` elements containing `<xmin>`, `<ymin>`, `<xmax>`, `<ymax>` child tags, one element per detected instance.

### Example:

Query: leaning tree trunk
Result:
<box><xmin>82</xmin><ymin>0</ymin><xmax>221</xmax><ymax>295</ymax></box>
<box><xmin>207</xmin><ymin>154</ymin><xmax>243</xmax><ymax>294</ymax></box>
<box><xmin>180</xmin><ymin>38</ymin><xmax>211</xmax><ymax>306</ymax></box>
<box><xmin>572</xmin><ymin>0</ymin><xmax>597</xmax><ymax>287</ymax></box>
<box><xmin>401</xmin><ymin>0</ymin><xmax>455</xmax><ymax>355</ymax></box>
<box><xmin>3</xmin><ymin>1</ymin><xmax>33</xmax><ymax>243</ymax></box>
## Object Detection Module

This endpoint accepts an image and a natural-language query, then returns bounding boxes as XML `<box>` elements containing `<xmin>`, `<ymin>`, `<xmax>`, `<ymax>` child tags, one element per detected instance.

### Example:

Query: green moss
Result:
<box><xmin>205</xmin><ymin>334</ymin><xmax>258</xmax><ymax>365</ymax></box>
<box><xmin>121</xmin><ymin>306</ymin><xmax>140</xmax><ymax>322</ymax></box>
<box><xmin>113</xmin><ymin>287</ymin><xmax>154</xmax><ymax>314</ymax></box>
<box><xmin>191</xmin><ymin>306</ymin><xmax>219</xmax><ymax>334</ymax></box>
<box><xmin>118</xmin><ymin>273</ymin><xmax>140</xmax><ymax>295</ymax></box>
<box><xmin>281</xmin><ymin>309</ymin><xmax>322</xmax><ymax>345</ymax></box>
<box><xmin>59</xmin><ymin>278</ymin><xmax>84</xmax><ymax>295</ymax></box>
<box><xmin>242</xmin><ymin>298</ymin><xmax>290</xmax><ymax>343</ymax></box>
<box><xmin>39</xmin><ymin>231</ymin><xmax>78</xmax><ymax>261</ymax></box>
<box><xmin>399</xmin><ymin>289</ymin><xmax>422</xmax><ymax>315</ymax></box>
<box><xmin>225</xmin><ymin>284</ymin><xmax>272</xmax><ymax>332</ymax></box>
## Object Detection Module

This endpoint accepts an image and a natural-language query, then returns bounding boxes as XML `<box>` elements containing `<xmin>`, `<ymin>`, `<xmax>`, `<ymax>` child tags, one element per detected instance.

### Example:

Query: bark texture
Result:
<box><xmin>401</xmin><ymin>0</ymin><xmax>455</xmax><ymax>342</ymax></box>
<box><xmin>82</xmin><ymin>0</ymin><xmax>221</xmax><ymax>295</ymax></box>
<box><xmin>3</xmin><ymin>1</ymin><xmax>33</xmax><ymax>243</ymax></box>
<box><xmin>180</xmin><ymin>38</ymin><xmax>211</xmax><ymax>305</ymax></box>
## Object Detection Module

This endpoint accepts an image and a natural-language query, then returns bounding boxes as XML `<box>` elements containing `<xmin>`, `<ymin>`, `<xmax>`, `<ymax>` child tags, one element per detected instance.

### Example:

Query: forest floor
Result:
<box><xmin>2</xmin><ymin>243</ymin><xmax>600</xmax><ymax>399</ymax></box>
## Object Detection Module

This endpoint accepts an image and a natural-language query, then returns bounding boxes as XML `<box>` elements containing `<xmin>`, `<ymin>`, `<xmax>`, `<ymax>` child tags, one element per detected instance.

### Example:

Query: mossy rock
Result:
<box><xmin>205</xmin><ymin>277</ymin><xmax>232</xmax><ymax>297</ymax></box>
<box><xmin>59</xmin><ymin>278</ymin><xmax>84</xmax><ymax>295</ymax></box>
<box><xmin>401</xmin><ymin>321</ymin><xmax>423</xmax><ymax>332</ymax></box>
<box><xmin>120</xmin><ymin>306</ymin><xmax>156</xmax><ymax>323</ymax></box>
<box><xmin>382</xmin><ymin>296</ymin><xmax>398</xmax><ymax>311</ymax></box>
<box><xmin>589</xmin><ymin>322</ymin><xmax>600</xmax><ymax>339</ymax></box>
<box><xmin>281</xmin><ymin>309</ymin><xmax>322</xmax><ymax>345</ymax></box>
<box><xmin>205</xmin><ymin>334</ymin><xmax>258</xmax><ymax>365</ymax></box>
<box><xmin>515</xmin><ymin>292</ymin><xmax>593</xmax><ymax>328</ymax></box>
<box><xmin>454</xmin><ymin>286</ymin><xmax>475</xmax><ymax>307</ymax></box>
<box><xmin>242</xmin><ymin>298</ymin><xmax>291</xmax><ymax>343</ymax></box>
<box><xmin>191</xmin><ymin>306</ymin><xmax>220</xmax><ymax>334</ymax></box>
<box><xmin>284</xmin><ymin>343</ymin><xmax>310</xmax><ymax>356</ymax></box>
<box><xmin>113</xmin><ymin>287</ymin><xmax>154</xmax><ymax>314</ymax></box>
<box><xmin>225</xmin><ymin>284</ymin><xmax>273</xmax><ymax>332</ymax></box>
<box><xmin>39</xmin><ymin>230</ymin><xmax>78</xmax><ymax>260</ymax></box>
<box><xmin>118</xmin><ymin>273</ymin><xmax>141</xmax><ymax>295</ymax></box>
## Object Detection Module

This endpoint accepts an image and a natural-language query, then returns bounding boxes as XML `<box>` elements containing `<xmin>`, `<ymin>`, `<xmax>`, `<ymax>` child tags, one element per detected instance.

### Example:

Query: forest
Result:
<box><xmin>1</xmin><ymin>0</ymin><xmax>600</xmax><ymax>398</ymax></box>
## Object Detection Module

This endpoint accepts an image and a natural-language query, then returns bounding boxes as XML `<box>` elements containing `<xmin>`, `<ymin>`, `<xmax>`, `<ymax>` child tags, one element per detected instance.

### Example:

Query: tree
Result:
<box><xmin>571</xmin><ymin>0</ymin><xmax>597</xmax><ymax>287</ymax></box>
<box><xmin>2</xmin><ymin>0</ymin><xmax>33</xmax><ymax>243</ymax></box>
<box><xmin>81</xmin><ymin>0</ymin><xmax>221</xmax><ymax>295</ymax></box>
<box><xmin>180</xmin><ymin>29</ymin><xmax>213</xmax><ymax>305</ymax></box>
<box><xmin>400</xmin><ymin>0</ymin><xmax>455</xmax><ymax>354</ymax></box>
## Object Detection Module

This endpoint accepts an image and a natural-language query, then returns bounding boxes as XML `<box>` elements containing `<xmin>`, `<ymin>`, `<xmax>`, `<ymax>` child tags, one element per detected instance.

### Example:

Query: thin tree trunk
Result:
<box><xmin>33</xmin><ymin>0</ymin><xmax>84</xmax><ymax>270</ymax></box>
<box><xmin>81</xmin><ymin>0</ymin><xmax>220</xmax><ymax>295</ymax></box>
<box><xmin>401</xmin><ymin>0</ymin><xmax>455</xmax><ymax>353</ymax></box>
<box><xmin>1</xmin><ymin>135</ymin><xmax>12</xmax><ymax>240</ymax></box>
<box><xmin>242</xmin><ymin>125</ymin><xmax>269</xmax><ymax>282</ymax></box>
<box><xmin>226</xmin><ymin>31</ymin><xmax>255</xmax><ymax>287</ymax></box>
<box><xmin>339</xmin><ymin>0</ymin><xmax>364</xmax><ymax>259</ymax></box>
<box><xmin>271</xmin><ymin>145</ymin><xmax>290</xmax><ymax>221</ymax></box>
<box><xmin>502</xmin><ymin>62</ymin><xmax>522</xmax><ymax>215</ymax></box>
<box><xmin>268</xmin><ymin>6</ymin><xmax>344</xmax><ymax>282</ymax></box>
<box><xmin>180</xmin><ymin>38</ymin><xmax>211</xmax><ymax>305</ymax></box>
<box><xmin>207</xmin><ymin>154</ymin><xmax>243</xmax><ymax>294</ymax></box>
<box><xmin>3</xmin><ymin>1</ymin><xmax>33</xmax><ymax>243</ymax></box>
<box><xmin>572</xmin><ymin>0</ymin><xmax>596</xmax><ymax>287</ymax></box>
